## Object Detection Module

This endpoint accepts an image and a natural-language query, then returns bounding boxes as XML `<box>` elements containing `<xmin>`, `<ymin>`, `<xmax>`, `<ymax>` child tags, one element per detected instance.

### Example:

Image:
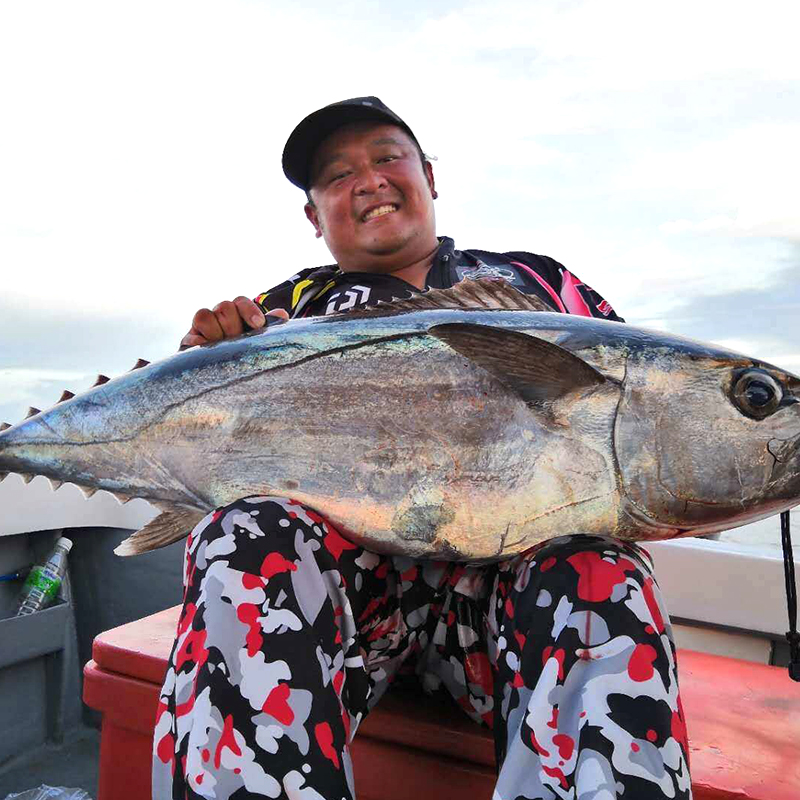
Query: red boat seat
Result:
<box><xmin>83</xmin><ymin>605</ymin><xmax>800</xmax><ymax>800</ymax></box>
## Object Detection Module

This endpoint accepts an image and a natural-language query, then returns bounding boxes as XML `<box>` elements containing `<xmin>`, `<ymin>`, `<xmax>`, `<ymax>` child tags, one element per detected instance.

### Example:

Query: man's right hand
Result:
<box><xmin>180</xmin><ymin>297</ymin><xmax>289</xmax><ymax>350</ymax></box>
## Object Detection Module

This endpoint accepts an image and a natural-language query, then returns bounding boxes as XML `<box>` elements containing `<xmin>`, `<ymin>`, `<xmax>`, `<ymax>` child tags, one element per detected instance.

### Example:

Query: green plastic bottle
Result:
<box><xmin>15</xmin><ymin>537</ymin><xmax>73</xmax><ymax>616</ymax></box>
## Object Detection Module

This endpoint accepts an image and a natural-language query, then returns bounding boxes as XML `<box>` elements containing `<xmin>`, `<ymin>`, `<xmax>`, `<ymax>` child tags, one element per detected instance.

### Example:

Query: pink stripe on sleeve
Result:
<box><xmin>559</xmin><ymin>270</ymin><xmax>593</xmax><ymax>317</ymax></box>
<box><xmin>509</xmin><ymin>262</ymin><xmax>567</xmax><ymax>313</ymax></box>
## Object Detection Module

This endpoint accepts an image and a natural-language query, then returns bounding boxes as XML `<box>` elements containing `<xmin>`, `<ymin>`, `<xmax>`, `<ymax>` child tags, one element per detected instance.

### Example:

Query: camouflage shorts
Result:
<box><xmin>152</xmin><ymin>497</ymin><xmax>692</xmax><ymax>799</ymax></box>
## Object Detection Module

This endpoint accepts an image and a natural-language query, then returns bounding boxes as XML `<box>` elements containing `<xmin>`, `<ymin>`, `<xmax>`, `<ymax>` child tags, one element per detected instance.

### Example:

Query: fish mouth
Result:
<box><xmin>360</xmin><ymin>203</ymin><xmax>399</xmax><ymax>223</ymax></box>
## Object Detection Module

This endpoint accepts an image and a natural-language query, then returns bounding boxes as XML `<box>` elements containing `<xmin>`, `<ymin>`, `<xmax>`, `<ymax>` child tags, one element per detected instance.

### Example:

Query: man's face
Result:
<box><xmin>305</xmin><ymin>122</ymin><xmax>437</xmax><ymax>273</ymax></box>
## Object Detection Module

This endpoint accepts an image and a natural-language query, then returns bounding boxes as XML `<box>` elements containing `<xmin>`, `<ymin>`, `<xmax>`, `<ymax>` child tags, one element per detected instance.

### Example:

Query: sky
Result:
<box><xmin>1</xmin><ymin>0</ymin><xmax>799</xmax><ymax>547</ymax></box>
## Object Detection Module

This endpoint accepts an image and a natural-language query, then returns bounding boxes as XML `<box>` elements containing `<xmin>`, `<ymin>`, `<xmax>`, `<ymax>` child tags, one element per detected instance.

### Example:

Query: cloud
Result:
<box><xmin>660</xmin><ymin>216</ymin><xmax>739</xmax><ymax>235</ymax></box>
<box><xmin>413</xmin><ymin>0</ymin><xmax>800</xmax><ymax>87</ymax></box>
<box><xmin>661</xmin><ymin>213</ymin><xmax>800</xmax><ymax>241</ymax></box>
<box><xmin>0</xmin><ymin>299</ymin><xmax>178</xmax><ymax>423</ymax></box>
<box><xmin>635</xmin><ymin>123</ymin><xmax>800</xmax><ymax>242</ymax></box>
<box><xmin>650</xmin><ymin>249</ymin><xmax>800</xmax><ymax>369</ymax></box>
<box><xmin>0</xmin><ymin>300</ymin><xmax>176</xmax><ymax>369</ymax></box>
<box><xmin>0</xmin><ymin>369</ymin><xmax>93</xmax><ymax>427</ymax></box>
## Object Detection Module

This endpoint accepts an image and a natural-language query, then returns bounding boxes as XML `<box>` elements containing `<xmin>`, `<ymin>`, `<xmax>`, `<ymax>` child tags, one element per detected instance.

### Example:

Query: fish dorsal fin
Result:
<box><xmin>429</xmin><ymin>322</ymin><xmax>607</xmax><ymax>406</ymax></box>
<box><xmin>336</xmin><ymin>277</ymin><xmax>554</xmax><ymax>318</ymax></box>
<box><xmin>115</xmin><ymin>507</ymin><xmax>206</xmax><ymax>556</ymax></box>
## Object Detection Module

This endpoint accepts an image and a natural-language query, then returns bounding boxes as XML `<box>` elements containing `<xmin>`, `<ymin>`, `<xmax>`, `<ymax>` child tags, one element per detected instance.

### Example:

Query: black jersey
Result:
<box><xmin>254</xmin><ymin>236</ymin><xmax>623</xmax><ymax>322</ymax></box>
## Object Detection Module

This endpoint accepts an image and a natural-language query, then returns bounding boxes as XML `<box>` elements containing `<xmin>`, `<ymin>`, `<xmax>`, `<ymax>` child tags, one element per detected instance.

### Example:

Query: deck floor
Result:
<box><xmin>0</xmin><ymin>727</ymin><xmax>99</xmax><ymax>799</ymax></box>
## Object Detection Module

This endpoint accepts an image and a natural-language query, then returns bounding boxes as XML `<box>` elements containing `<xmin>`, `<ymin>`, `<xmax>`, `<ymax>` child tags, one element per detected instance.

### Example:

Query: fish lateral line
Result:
<box><xmin>136</xmin><ymin>329</ymin><xmax>436</xmax><ymax>429</ymax></box>
<box><xmin>0</xmin><ymin>331</ymin><xmax>430</xmax><ymax>451</ymax></box>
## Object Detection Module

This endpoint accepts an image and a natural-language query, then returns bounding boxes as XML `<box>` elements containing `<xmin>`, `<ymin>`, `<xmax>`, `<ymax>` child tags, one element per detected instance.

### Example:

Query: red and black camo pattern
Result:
<box><xmin>153</xmin><ymin>497</ymin><xmax>691</xmax><ymax>799</ymax></box>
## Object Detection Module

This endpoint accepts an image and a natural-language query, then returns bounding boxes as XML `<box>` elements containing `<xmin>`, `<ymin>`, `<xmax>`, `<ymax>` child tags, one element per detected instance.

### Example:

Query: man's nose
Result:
<box><xmin>353</xmin><ymin>166</ymin><xmax>388</xmax><ymax>194</ymax></box>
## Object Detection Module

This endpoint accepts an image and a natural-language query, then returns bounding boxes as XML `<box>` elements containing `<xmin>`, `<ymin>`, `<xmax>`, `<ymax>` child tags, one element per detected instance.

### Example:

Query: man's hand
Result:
<box><xmin>180</xmin><ymin>297</ymin><xmax>289</xmax><ymax>350</ymax></box>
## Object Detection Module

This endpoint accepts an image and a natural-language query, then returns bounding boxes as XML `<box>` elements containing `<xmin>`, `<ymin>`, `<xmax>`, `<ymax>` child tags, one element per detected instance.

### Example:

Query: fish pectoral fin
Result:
<box><xmin>429</xmin><ymin>322</ymin><xmax>607</xmax><ymax>406</ymax></box>
<box><xmin>114</xmin><ymin>507</ymin><xmax>207</xmax><ymax>557</ymax></box>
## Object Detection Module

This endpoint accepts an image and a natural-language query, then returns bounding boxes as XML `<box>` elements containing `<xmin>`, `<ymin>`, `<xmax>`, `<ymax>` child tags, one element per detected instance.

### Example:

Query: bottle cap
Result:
<box><xmin>55</xmin><ymin>536</ymin><xmax>73</xmax><ymax>553</ymax></box>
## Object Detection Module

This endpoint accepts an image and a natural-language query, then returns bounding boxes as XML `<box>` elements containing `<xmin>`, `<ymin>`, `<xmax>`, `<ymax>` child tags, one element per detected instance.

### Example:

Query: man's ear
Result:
<box><xmin>304</xmin><ymin>201</ymin><xmax>324</xmax><ymax>239</ymax></box>
<box><xmin>425</xmin><ymin>161</ymin><xmax>437</xmax><ymax>199</ymax></box>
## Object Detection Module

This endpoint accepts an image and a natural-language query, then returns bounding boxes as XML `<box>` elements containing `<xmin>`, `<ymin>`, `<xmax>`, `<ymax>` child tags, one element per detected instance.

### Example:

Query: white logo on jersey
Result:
<box><xmin>325</xmin><ymin>285</ymin><xmax>372</xmax><ymax>315</ymax></box>
<box><xmin>461</xmin><ymin>265</ymin><xmax>517</xmax><ymax>282</ymax></box>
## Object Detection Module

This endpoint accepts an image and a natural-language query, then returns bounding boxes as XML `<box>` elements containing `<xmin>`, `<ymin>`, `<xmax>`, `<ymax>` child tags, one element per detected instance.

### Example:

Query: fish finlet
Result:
<box><xmin>93</xmin><ymin>374</ymin><xmax>110</xmax><ymax>387</ymax></box>
<box><xmin>0</xmin><ymin>422</ymin><xmax>11</xmax><ymax>431</ymax></box>
<box><xmin>26</xmin><ymin>407</ymin><xmax>41</xmax><ymax>419</ymax></box>
<box><xmin>48</xmin><ymin>478</ymin><xmax>64</xmax><ymax>491</ymax></box>
<box><xmin>113</xmin><ymin>492</ymin><xmax>133</xmax><ymax>505</ymax></box>
<box><xmin>79</xmin><ymin>486</ymin><xmax>98</xmax><ymax>499</ymax></box>
<box><xmin>0</xmin><ymin>472</ymin><xmax>8</xmax><ymax>482</ymax></box>
<box><xmin>131</xmin><ymin>358</ymin><xmax>150</xmax><ymax>370</ymax></box>
<box><xmin>58</xmin><ymin>390</ymin><xmax>75</xmax><ymax>403</ymax></box>
<box><xmin>21</xmin><ymin>473</ymin><xmax>35</xmax><ymax>484</ymax></box>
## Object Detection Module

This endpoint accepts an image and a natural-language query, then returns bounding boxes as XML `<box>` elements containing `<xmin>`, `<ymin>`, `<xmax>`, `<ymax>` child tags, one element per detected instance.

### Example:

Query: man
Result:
<box><xmin>156</xmin><ymin>97</ymin><xmax>691</xmax><ymax>800</ymax></box>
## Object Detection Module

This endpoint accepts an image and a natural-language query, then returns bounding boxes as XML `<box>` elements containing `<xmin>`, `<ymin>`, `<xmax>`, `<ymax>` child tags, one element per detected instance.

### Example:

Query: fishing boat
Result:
<box><xmin>0</xmin><ymin>475</ymin><xmax>798</xmax><ymax>799</ymax></box>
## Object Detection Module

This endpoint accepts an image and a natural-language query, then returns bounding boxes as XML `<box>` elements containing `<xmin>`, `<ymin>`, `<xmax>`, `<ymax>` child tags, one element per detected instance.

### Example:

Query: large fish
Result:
<box><xmin>1</xmin><ymin>279</ymin><xmax>798</xmax><ymax>560</ymax></box>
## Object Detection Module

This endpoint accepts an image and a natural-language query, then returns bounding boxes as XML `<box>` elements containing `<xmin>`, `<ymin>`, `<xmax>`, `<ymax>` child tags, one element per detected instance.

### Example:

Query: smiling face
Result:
<box><xmin>304</xmin><ymin>122</ymin><xmax>438</xmax><ymax>275</ymax></box>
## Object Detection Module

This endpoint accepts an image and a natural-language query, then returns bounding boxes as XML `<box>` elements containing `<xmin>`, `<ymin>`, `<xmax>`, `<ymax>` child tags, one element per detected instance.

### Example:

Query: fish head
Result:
<box><xmin>616</xmin><ymin>338</ymin><xmax>800</xmax><ymax>536</ymax></box>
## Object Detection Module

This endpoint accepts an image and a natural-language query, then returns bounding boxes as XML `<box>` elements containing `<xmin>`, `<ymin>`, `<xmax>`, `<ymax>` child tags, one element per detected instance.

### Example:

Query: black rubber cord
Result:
<box><xmin>781</xmin><ymin>511</ymin><xmax>800</xmax><ymax>681</ymax></box>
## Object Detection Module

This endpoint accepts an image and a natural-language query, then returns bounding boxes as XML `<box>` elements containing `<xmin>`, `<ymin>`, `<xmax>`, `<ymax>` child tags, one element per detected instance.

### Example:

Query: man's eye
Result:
<box><xmin>377</xmin><ymin>155</ymin><xmax>398</xmax><ymax>163</ymax></box>
<box><xmin>329</xmin><ymin>171</ymin><xmax>350</xmax><ymax>183</ymax></box>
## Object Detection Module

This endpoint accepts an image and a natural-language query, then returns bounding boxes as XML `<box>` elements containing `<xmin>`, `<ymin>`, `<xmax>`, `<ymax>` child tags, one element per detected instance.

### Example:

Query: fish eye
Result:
<box><xmin>746</xmin><ymin>381</ymin><xmax>773</xmax><ymax>406</ymax></box>
<box><xmin>732</xmin><ymin>369</ymin><xmax>783</xmax><ymax>420</ymax></box>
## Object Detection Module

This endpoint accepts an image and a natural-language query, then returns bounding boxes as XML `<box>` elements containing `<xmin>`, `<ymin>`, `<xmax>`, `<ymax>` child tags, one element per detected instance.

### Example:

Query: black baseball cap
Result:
<box><xmin>282</xmin><ymin>96</ymin><xmax>421</xmax><ymax>191</ymax></box>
